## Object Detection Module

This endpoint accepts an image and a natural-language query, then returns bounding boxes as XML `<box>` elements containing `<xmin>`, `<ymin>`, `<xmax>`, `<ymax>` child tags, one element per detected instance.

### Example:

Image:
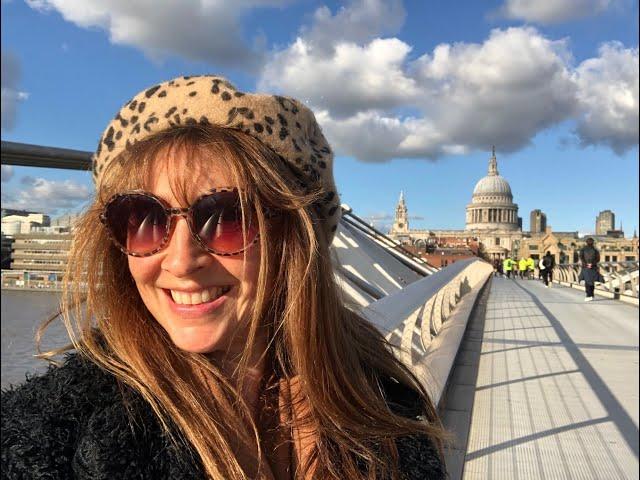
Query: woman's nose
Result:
<box><xmin>160</xmin><ymin>217</ymin><xmax>211</xmax><ymax>277</ymax></box>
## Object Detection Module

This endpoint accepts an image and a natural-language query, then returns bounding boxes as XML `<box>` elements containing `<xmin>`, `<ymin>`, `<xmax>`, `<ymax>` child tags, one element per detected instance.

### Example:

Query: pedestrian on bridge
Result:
<box><xmin>503</xmin><ymin>257</ymin><xmax>514</xmax><ymax>278</ymax></box>
<box><xmin>518</xmin><ymin>257</ymin><xmax>528</xmax><ymax>279</ymax></box>
<box><xmin>493</xmin><ymin>258</ymin><xmax>502</xmax><ymax>277</ymax></box>
<box><xmin>526</xmin><ymin>256</ymin><xmax>536</xmax><ymax>279</ymax></box>
<box><xmin>541</xmin><ymin>251</ymin><xmax>555</xmax><ymax>287</ymax></box>
<box><xmin>579</xmin><ymin>237</ymin><xmax>602</xmax><ymax>302</ymax></box>
<box><xmin>1</xmin><ymin>75</ymin><xmax>446</xmax><ymax>480</ymax></box>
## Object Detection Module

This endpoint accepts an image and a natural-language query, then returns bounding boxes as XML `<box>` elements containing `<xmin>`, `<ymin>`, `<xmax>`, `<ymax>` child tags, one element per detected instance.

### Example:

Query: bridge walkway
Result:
<box><xmin>442</xmin><ymin>276</ymin><xmax>639</xmax><ymax>479</ymax></box>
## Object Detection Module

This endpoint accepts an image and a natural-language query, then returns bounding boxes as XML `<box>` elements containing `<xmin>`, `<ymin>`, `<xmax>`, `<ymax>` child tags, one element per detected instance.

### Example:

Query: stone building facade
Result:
<box><xmin>9</xmin><ymin>230</ymin><xmax>72</xmax><ymax>273</ymax></box>
<box><xmin>530</xmin><ymin>209</ymin><xmax>547</xmax><ymax>234</ymax></box>
<box><xmin>388</xmin><ymin>149</ymin><xmax>638</xmax><ymax>265</ymax></box>
<box><xmin>519</xmin><ymin>229</ymin><xmax>639</xmax><ymax>264</ymax></box>
<box><xmin>596</xmin><ymin>210</ymin><xmax>615</xmax><ymax>235</ymax></box>
<box><xmin>390</xmin><ymin>149</ymin><xmax>524</xmax><ymax>261</ymax></box>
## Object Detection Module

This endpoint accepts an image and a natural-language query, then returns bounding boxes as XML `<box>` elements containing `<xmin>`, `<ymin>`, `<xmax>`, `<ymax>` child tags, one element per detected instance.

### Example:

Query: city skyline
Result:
<box><xmin>1</xmin><ymin>0</ymin><xmax>638</xmax><ymax>234</ymax></box>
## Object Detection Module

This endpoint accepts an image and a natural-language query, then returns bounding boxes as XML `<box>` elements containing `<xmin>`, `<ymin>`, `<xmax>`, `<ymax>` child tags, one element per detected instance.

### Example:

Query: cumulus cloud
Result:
<box><xmin>497</xmin><ymin>0</ymin><xmax>613</xmax><ymax>24</ymax></box>
<box><xmin>301</xmin><ymin>0</ymin><xmax>405</xmax><ymax>55</ymax></box>
<box><xmin>1</xmin><ymin>51</ymin><xmax>29</xmax><ymax>131</ymax></box>
<box><xmin>261</xmin><ymin>38</ymin><xmax>419</xmax><ymax>118</ymax></box>
<box><xmin>573</xmin><ymin>42</ymin><xmax>639</xmax><ymax>154</ymax></box>
<box><xmin>260</xmin><ymin>1</ymin><xmax>637</xmax><ymax>162</ymax></box>
<box><xmin>1</xmin><ymin>165</ymin><xmax>14</xmax><ymax>182</ymax></box>
<box><xmin>263</xmin><ymin>26</ymin><xmax>581</xmax><ymax>160</ymax></box>
<box><xmin>25</xmin><ymin>0</ymin><xmax>291</xmax><ymax>71</ymax></box>
<box><xmin>407</xmin><ymin>27</ymin><xmax>577</xmax><ymax>154</ymax></box>
<box><xmin>2</xmin><ymin>176</ymin><xmax>92</xmax><ymax>213</ymax></box>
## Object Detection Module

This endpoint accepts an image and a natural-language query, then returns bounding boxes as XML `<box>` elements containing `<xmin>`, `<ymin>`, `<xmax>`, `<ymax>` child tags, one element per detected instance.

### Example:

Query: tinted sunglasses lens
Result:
<box><xmin>105</xmin><ymin>195</ymin><xmax>167</xmax><ymax>254</ymax></box>
<box><xmin>193</xmin><ymin>192</ymin><xmax>257</xmax><ymax>254</ymax></box>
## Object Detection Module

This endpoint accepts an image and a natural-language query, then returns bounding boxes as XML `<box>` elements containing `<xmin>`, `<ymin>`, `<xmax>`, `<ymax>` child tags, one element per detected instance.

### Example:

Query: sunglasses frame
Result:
<box><xmin>100</xmin><ymin>187</ymin><xmax>260</xmax><ymax>257</ymax></box>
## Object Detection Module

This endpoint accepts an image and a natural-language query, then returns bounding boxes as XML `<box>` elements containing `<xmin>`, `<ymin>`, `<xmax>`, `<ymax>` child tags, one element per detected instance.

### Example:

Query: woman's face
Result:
<box><xmin>127</xmin><ymin>149</ymin><xmax>262</xmax><ymax>356</ymax></box>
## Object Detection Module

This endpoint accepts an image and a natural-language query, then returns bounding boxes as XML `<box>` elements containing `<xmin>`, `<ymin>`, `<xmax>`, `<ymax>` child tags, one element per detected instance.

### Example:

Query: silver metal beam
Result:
<box><xmin>1</xmin><ymin>141</ymin><xmax>93</xmax><ymax>171</ymax></box>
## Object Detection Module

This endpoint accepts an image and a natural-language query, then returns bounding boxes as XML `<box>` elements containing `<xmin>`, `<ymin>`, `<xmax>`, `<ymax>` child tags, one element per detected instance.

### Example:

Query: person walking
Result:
<box><xmin>579</xmin><ymin>237</ymin><xmax>601</xmax><ymax>302</ymax></box>
<box><xmin>526</xmin><ymin>256</ymin><xmax>536</xmax><ymax>280</ymax></box>
<box><xmin>541</xmin><ymin>251</ymin><xmax>555</xmax><ymax>287</ymax></box>
<box><xmin>518</xmin><ymin>257</ymin><xmax>528</xmax><ymax>280</ymax></box>
<box><xmin>493</xmin><ymin>258</ymin><xmax>501</xmax><ymax>277</ymax></box>
<box><xmin>503</xmin><ymin>257</ymin><xmax>513</xmax><ymax>279</ymax></box>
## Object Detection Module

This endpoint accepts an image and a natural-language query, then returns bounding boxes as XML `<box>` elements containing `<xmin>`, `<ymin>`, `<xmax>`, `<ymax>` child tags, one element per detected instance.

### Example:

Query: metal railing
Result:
<box><xmin>554</xmin><ymin>261</ymin><xmax>639</xmax><ymax>299</ymax></box>
<box><xmin>1</xmin><ymin>141</ymin><xmax>92</xmax><ymax>171</ymax></box>
<box><xmin>362</xmin><ymin>258</ymin><xmax>493</xmax><ymax>406</ymax></box>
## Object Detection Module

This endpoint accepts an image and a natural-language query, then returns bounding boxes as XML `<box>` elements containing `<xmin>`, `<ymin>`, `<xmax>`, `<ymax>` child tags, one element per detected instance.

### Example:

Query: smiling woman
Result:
<box><xmin>1</xmin><ymin>75</ymin><xmax>447</xmax><ymax>480</ymax></box>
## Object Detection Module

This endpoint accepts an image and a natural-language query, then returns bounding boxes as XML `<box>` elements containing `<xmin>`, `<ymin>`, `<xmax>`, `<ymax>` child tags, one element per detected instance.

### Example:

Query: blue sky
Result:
<box><xmin>1</xmin><ymin>0</ymin><xmax>638</xmax><ymax>235</ymax></box>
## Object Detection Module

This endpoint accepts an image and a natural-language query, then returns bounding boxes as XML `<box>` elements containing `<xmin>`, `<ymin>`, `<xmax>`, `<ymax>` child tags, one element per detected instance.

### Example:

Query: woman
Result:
<box><xmin>2</xmin><ymin>75</ymin><xmax>447</xmax><ymax>479</ymax></box>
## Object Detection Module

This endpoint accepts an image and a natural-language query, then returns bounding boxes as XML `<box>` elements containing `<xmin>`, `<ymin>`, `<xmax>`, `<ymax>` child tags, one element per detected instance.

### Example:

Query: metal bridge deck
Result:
<box><xmin>443</xmin><ymin>277</ymin><xmax>639</xmax><ymax>479</ymax></box>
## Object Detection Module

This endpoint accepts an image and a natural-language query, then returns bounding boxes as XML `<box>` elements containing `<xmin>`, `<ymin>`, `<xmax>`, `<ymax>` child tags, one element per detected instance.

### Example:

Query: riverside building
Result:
<box><xmin>1</xmin><ymin>212</ymin><xmax>77</xmax><ymax>289</ymax></box>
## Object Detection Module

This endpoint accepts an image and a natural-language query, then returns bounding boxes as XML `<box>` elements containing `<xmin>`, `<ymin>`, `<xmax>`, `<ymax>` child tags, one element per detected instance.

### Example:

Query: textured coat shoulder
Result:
<box><xmin>1</xmin><ymin>354</ymin><xmax>200</xmax><ymax>479</ymax></box>
<box><xmin>2</xmin><ymin>354</ymin><xmax>446</xmax><ymax>479</ymax></box>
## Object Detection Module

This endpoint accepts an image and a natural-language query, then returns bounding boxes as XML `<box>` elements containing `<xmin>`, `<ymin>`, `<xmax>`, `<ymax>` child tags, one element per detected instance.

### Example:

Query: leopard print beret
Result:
<box><xmin>93</xmin><ymin>75</ymin><xmax>341</xmax><ymax>243</ymax></box>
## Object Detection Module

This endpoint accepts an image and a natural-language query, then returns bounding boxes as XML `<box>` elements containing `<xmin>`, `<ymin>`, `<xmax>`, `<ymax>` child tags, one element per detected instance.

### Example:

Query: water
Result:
<box><xmin>1</xmin><ymin>290</ymin><xmax>71</xmax><ymax>389</ymax></box>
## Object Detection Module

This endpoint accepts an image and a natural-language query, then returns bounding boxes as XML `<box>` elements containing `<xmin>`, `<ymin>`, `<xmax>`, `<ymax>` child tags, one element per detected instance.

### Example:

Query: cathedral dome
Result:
<box><xmin>466</xmin><ymin>148</ymin><xmax>519</xmax><ymax>233</ymax></box>
<box><xmin>470</xmin><ymin>149</ymin><xmax>513</xmax><ymax>204</ymax></box>
<box><xmin>473</xmin><ymin>175</ymin><xmax>512</xmax><ymax>196</ymax></box>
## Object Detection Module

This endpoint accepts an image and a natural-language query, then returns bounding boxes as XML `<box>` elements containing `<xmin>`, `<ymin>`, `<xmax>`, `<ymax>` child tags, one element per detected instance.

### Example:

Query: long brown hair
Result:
<box><xmin>39</xmin><ymin>124</ymin><xmax>446</xmax><ymax>479</ymax></box>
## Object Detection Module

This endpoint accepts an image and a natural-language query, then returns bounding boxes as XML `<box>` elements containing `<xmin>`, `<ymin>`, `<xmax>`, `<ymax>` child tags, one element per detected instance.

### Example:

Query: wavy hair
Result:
<box><xmin>38</xmin><ymin>124</ymin><xmax>446</xmax><ymax>479</ymax></box>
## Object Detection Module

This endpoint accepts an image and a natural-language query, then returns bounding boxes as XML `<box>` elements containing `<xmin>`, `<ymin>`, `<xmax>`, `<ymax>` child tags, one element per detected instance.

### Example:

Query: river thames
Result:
<box><xmin>1</xmin><ymin>290</ymin><xmax>70</xmax><ymax>389</ymax></box>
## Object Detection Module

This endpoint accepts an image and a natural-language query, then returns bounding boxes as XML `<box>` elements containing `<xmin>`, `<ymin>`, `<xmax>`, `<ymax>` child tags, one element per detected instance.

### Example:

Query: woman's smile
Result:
<box><xmin>163</xmin><ymin>285</ymin><xmax>232</xmax><ymax>318</ymax></box>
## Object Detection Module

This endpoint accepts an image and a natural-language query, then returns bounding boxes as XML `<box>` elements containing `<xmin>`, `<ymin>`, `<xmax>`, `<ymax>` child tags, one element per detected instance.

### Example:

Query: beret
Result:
<box><xmin>93</xmin><ymin>74</ymin><xmax>341</xmax><ymax>243</ymax></box>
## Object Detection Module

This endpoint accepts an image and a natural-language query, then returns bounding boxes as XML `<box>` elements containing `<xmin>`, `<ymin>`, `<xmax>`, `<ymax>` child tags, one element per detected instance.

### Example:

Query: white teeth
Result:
<box><xmin>170</xmin><ymin>286</ymin><xmax>229</xmax><ymax>305</ymax></box>
<box><xmin>201</xmin><ymin>289</ymin><xmax>211</xmax><ymax>303</ymax></box>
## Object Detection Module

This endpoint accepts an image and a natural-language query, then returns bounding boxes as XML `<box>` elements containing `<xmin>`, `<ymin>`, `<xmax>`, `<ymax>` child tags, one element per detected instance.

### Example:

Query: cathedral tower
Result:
<box><xmin>392</xmin><ymin>191</ymin><xmax>409</xmax><ymax>234</ymax></box>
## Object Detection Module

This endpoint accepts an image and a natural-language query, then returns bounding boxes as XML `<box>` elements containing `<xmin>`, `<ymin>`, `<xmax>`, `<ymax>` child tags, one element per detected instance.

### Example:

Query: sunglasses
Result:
<box><xmin>100</xmin><ymin>187</ymin><xmax>260</xmax><ymax>257</ymax></box>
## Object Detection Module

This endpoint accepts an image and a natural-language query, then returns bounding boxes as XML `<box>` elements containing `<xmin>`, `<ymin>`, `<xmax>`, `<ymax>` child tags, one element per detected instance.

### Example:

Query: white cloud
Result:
<box><xmin>301</xmin><ymin>0</ymin><xmax>406</xmax><ymax>55</ymax></box>
<box><xmin>497</xmin><ymin>0</ymin><xmax>613</xmax><ymax>24</ymax></box>
<box><xmin>2</xmin><ymin>176</ymin><xmax>92</xmax><ymax>213</ymax></box>
<box><xmin>25</xmin><ymin>0</ymin><xmax>291</xmax><ymax>71</ymax></box>
<box><xmin>261</xmin><ymin>38</ymin><xmax>419</xmax><ymax>118</ymax></box>
<box><xmin>407</xmin><ymin>27</ymin><xmax>577</xmax><ymax>154</ymax></box>
<box><xmin>573</xmin><ymin>42</ymin><xmax>639</xmax><ymax>154</ymax></box>
<box><xmin>263</xmin><ymin>26</ymin><xmax>582</xmax><ymax>161</ymax></box>
<box><xmin>1</xmin><ymin>165</ymin><xmax>14</xmax><ymax>182</ymax></box>
<box><xmin>1</xmin><ymin>51</ymin><xmax>29</xmax><ymax>131</ymax></box>
<box><xmin>260</xmin><ymin>2</ymin><xmax>638</xmax><ymax>162</ymax></box>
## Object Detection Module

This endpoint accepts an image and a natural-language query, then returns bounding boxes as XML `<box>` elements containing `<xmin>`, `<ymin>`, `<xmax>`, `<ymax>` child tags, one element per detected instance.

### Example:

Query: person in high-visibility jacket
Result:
<box><xmin>526</xmin><ymin>256</ymin><xmax>535</xmax><ymax>280</ymax></box>
<box><xmin>503</xmin><ymin>257</ymin><xmax>513</xmax><ymax>279</ymax></box>
<box><xmin>518</xmin><ymin>258</ymin><xmax>528</xmax><ymax>279</ymax></box>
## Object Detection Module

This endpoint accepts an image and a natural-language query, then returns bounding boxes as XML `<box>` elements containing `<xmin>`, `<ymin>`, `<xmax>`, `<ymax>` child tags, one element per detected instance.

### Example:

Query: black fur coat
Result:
<box><xmin>1</xmin><ymin>354</ymin><xmax>446</xmax><ymax>479</ymax></box>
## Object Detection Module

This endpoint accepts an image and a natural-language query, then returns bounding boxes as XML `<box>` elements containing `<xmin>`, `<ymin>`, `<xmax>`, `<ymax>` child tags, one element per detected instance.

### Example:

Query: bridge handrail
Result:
<box><xmin>553</xmin><ymin>261</ymin><xmax>639</xmax><ymax>299</ymax></box>
<box><xmin>362</xmin><ymin>258</ymin><xmax>493</xmax><ymax>406</ymax></box>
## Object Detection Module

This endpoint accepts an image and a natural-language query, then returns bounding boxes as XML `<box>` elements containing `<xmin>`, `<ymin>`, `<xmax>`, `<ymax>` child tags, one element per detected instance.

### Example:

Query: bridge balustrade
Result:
<box><xmin>553</xmin><ymin>261</ymin><xmax>639</xmax><ymax>300</ymax></box>
<box><xmin>362</xmin><ymin>258</ymin><xmax>493</xmax><ymax>406</ymax></box>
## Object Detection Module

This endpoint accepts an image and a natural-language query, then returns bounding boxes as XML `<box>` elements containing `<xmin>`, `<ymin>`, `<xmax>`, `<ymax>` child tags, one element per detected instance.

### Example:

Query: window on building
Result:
<box><xmin>612</xmin><ymin>256</ymin><xmax>618</xmax><ymax>262</ymax></box>
<box><xmin>529</xmin><ymin>244</ymin><xmax>538</xmax><ymax>250</ymax></box>
<box><xmin>495</xmin><ymin>237</ymin><xmax>500</xmax><ymax>246</ymax></box>
<box><xmin>625</xmin><ymin>256</ymin><xmax>636</xmax><ymax>261</ymax></box>
<box><xmin>605</xmin><ymin>255</ymin><xmax>610</xmax><ymax>261</ymax></box>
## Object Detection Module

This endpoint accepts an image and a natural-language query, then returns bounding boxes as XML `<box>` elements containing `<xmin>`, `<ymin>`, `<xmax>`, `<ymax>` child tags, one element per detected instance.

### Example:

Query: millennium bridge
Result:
<box><xmin>2</xmin><ymin>141</ymin><xmax>639</xmax><ymax>479</ymax></box>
